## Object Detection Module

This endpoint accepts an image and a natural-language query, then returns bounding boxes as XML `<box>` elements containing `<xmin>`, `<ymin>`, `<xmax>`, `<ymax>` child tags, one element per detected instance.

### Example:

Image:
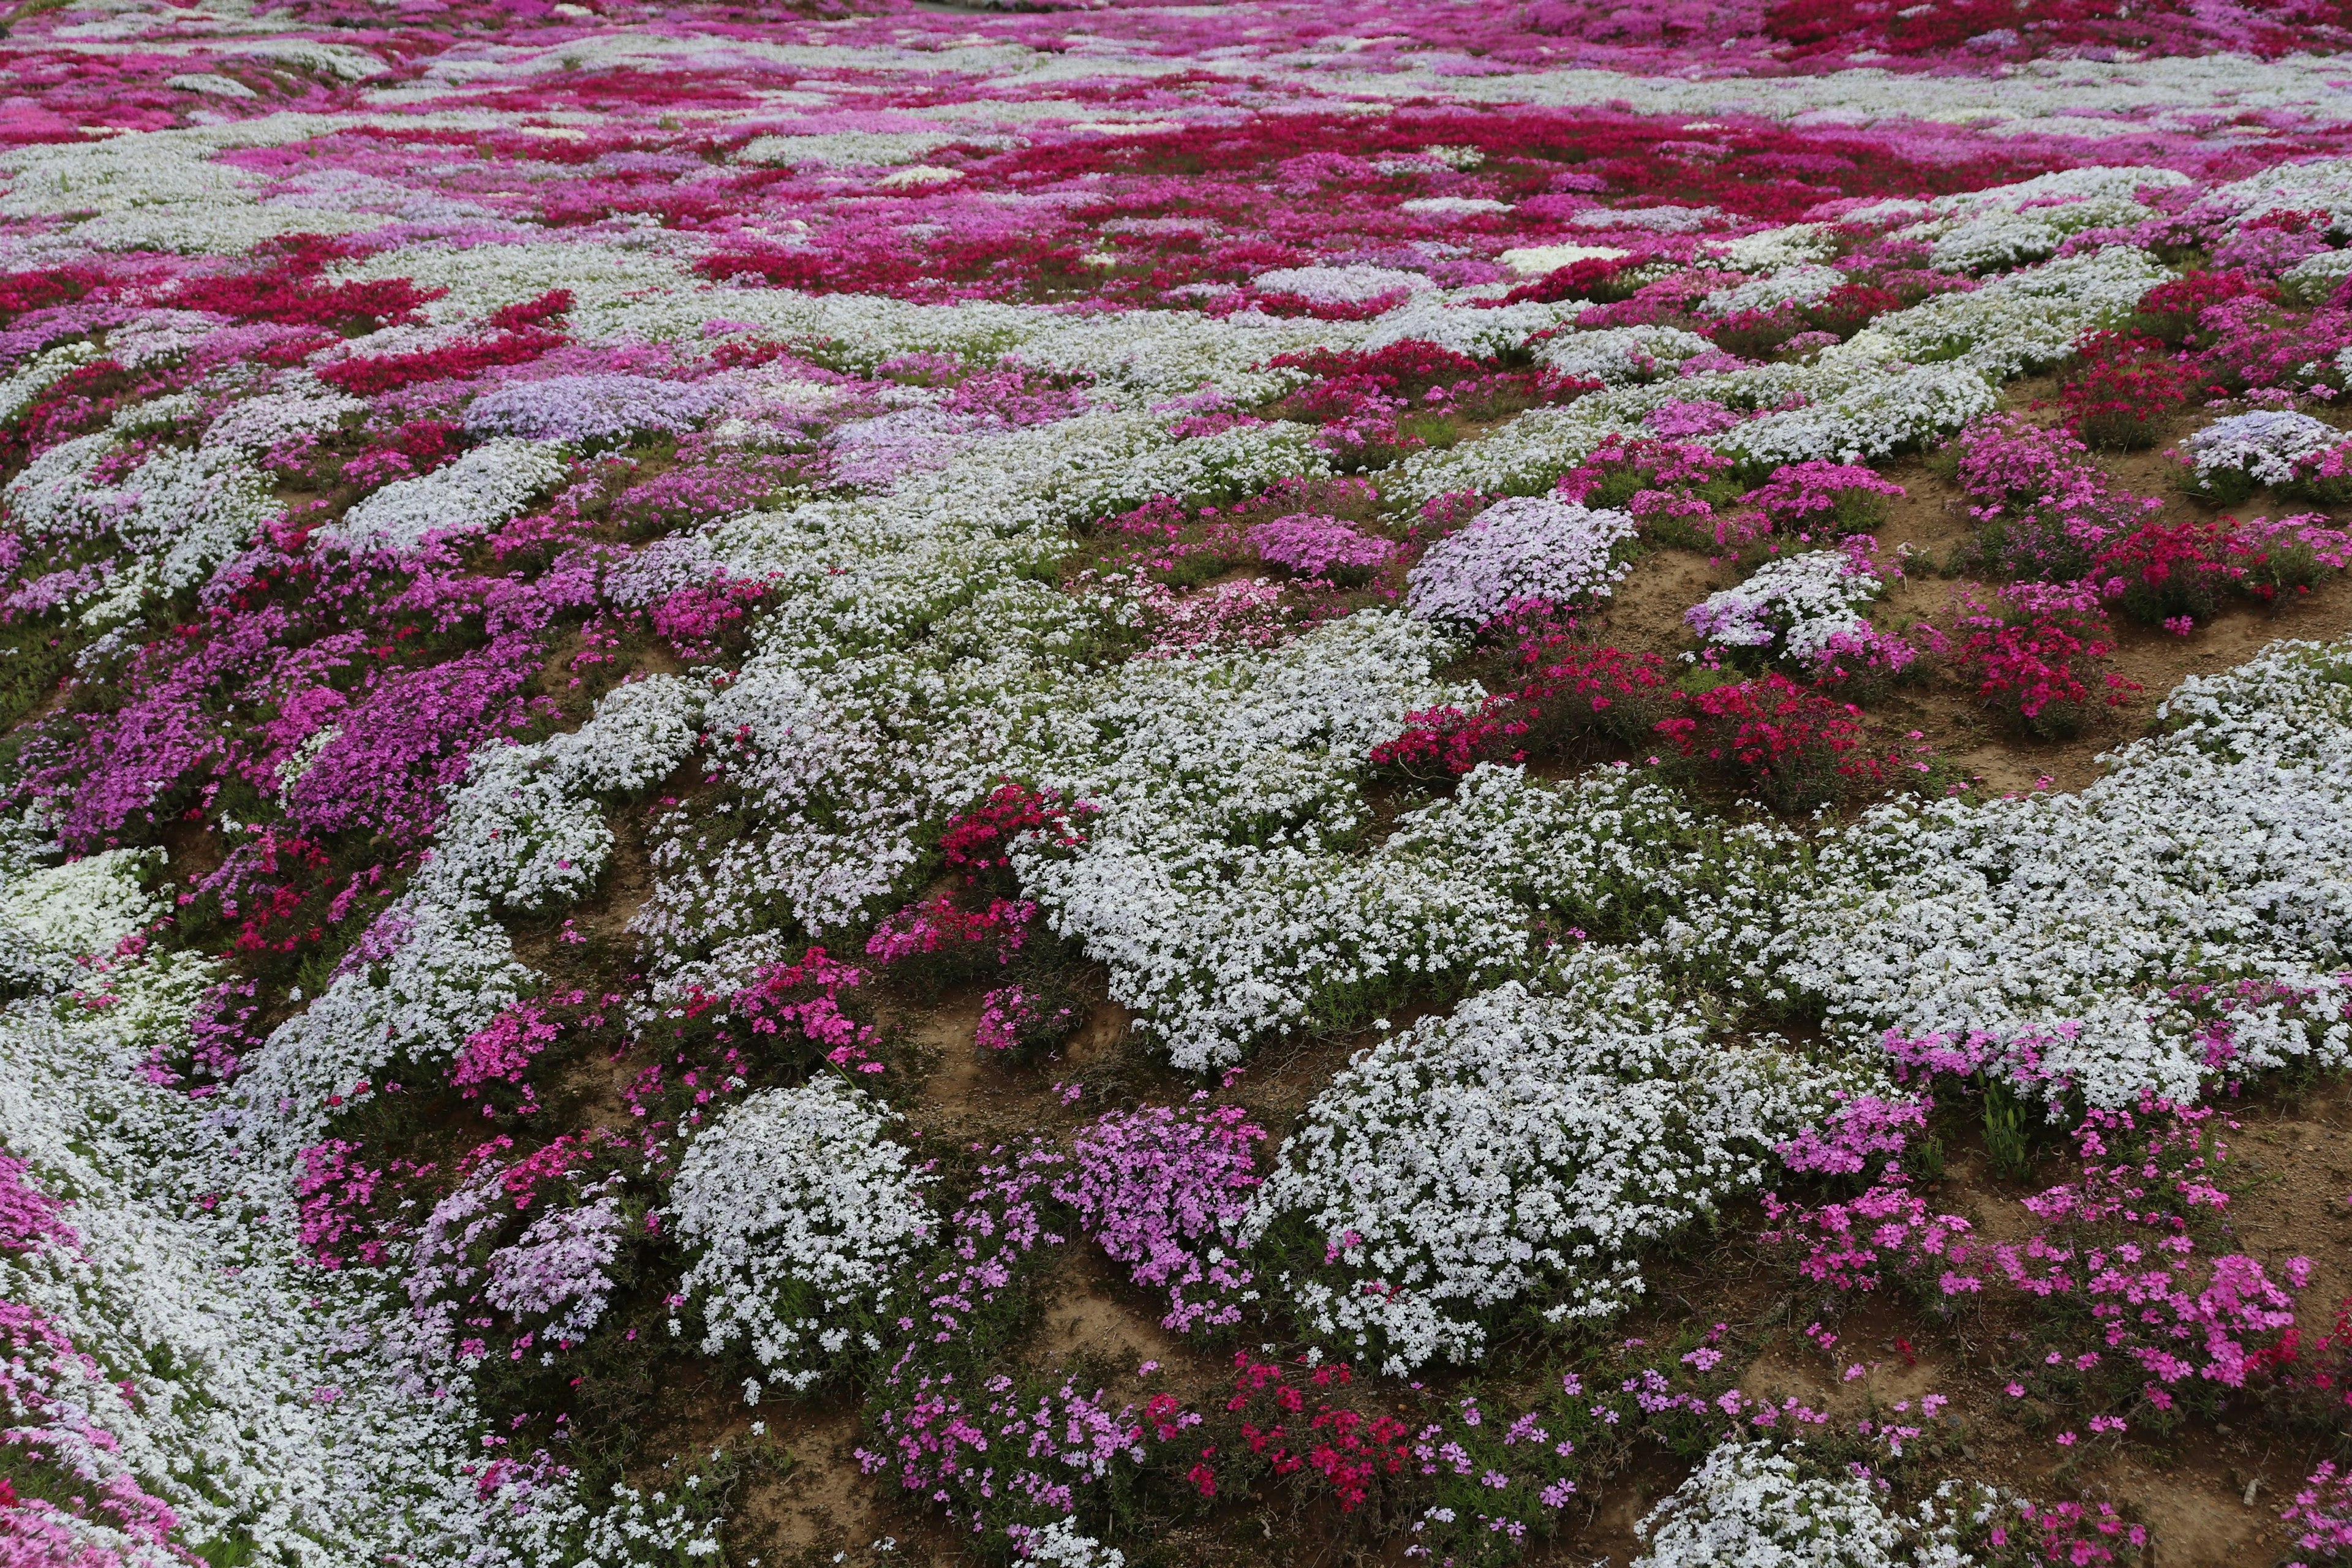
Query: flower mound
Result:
<box><xmin>670</xmin><ymin>1080</ymin><xmax>933</xmax><ymax>1396</ymax></box>
<box><xmin>1405</xmin><ymin>495</ymin><xmax>1638</xmax><ymax>625</ymax></box>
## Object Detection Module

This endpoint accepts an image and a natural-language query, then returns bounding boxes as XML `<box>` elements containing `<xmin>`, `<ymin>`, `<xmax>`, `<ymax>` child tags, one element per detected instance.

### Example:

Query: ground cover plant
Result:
<box><xmin>12</xmin><ymin>1</ymin><xmax>2352</xmax><ymax>1565</ymax></box>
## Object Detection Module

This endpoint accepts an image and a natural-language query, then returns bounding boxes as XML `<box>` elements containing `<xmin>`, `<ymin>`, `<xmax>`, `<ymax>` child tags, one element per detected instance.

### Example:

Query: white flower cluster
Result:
<box><xmin>1251</xmin><ymin>264</ymin><xmax>1433</xmax><ymax>304</ymax></box>
<box><xmin>1405</xmin><ymin>496</ymin><xmax>1638</xmax><ymax>625</ymax></box>
<box><xmin>669</xmin><ymin>1079</ymin><xmax>933</xmax><ymax>1395</ymax></box>
<box><xmin>2284</xmin><ymin>245</ymin><xmax>2352</xmax><ymax>303</ymax></box>
<box><xmin>1535</xmin><ymin>323</ymin><xmax>1717</xmax><ymax>385</ymax></box>
<box><xmin>201</xmin><ymin>378</ymin><xmax>364</xmax><ymax>450</ymax></box>
<box><xmin>1498</xmin><ymin>241</ymin><xmax>1628</xmax><ymax>276</ymax></box>
<box><xmin>1012</xmin><ymin>1518</ymin><xmax>1128</xmax><ymax>1567</ymax></box>
<box><xmin>1243</xmin><ymin>952</ymin><xmax>1882</xmax><ymax>1373</ymax></box>
<box><xmin>1634</xmin><ymin>1441</ymin><xmax>2003</xmax><ymax>1568</ymax></box>
<box><xmin>323</xmin><ymin>437</ymin><xmax>569</xmax><ymax>553</ymax></box>
<box><xmin>426</xmin><ymin>674</ymin><xmax>702</xmax><ymax>914</ymax></box>
<box><xmin>0</xmin><ymin>341</ymin><xmax>99</xmax><ymax>426</ymax></box>
<box><xmin>737</xmin><ymin>130</ymin><xmax>968</xmax><ymax>167</ymax></box>
<box><xmin>1923</xmin><ymin>194</ymin><xmax>2157</xmax><ymax>273</ymax></box>
<box><xmin>1359</xmin><ymin>295</ymin><xmax>1579</xmax><ymax>358</ymax></box>
<box><xmin>5</xmin><ymin>426</ymin><xmax>281</xmax><ymax>622</ymax></box>
<box><xmin>1574</xmin><ymin>203</ymin><xmax>1721</xmax><ymax>232</ymax></box>
<box><xmin>1704</xmin><ymin>222</ymin><xmax>1834</xmax><ymax>272</ymax></box>
<box><xmin>1017</xmin><ymin>611</ymin><xmax>1506</xmax><ymax>1069</ymax></box>
<box><xmin>1386</xmin><ymin>763</ymin><xmax>1806</xmax><ymax>997</ymax></box>
<box><xmin>1687</xmin><ymin>549</ymin><xmax>1882</xmax><ymax>662</ymax></box>
<box><xmin>0</xmin><ymin>846</ymin><xmax>163</xmax><ymax>990</ymax></box>
<box><xmin>629</xmin><ymin>409</ymin><xmax>1331</xmax><ymax>995</ymax></box>
<box><xmin>2209</xmin><ymin>154</ymin><xmax>2352</xmax><ymax>232</ymax></box>
<box><xmin>1779</xmin><ymin>639</ymin><xmax>2352</xmax><ymax>1106</ymax></box>
<box><xmin>2180</xmin><ymin>409</ymin><xmax>2340</xmax><ymax>486</ymax></box>
<box><xmin>1700</xmin><ymin>263</ymin><xmax>1844</xmax><ymax>317</ymax></box>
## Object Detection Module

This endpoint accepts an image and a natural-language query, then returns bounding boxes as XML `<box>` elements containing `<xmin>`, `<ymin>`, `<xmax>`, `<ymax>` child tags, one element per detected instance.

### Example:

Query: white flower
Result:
<box><xmin>1243</xmin><ymin>952</ymin><xmax>1885</xmax><ymax>1374</ymax></box>
<box><xmin>1686</xmin><ymin>549</ymin><xmax>1882</xmax><ymax>662</ymax></box>
<box><xmin>1779</xmin><ymin>639</ymin><xmax>2352</xmax><ymax>1107</ymax></box>
<box><xmin>1498</xmin><ymin>242</ymin><xmax>1628</xmax><ymax>277</ymax></box>
<box><xmin>670</xmin><ymin>1080</ymin><xmax>933</xmax><ymax>1392</ymax></box>
<box><xmin>1635</xmin><ymin>1441</ymin><xmax>2006</xmax><ymax>1568</ymax></box>
<box><xmin>2181</xmin><ymin>410</ymin><xmax>2340</xmax><ymax>486</ymax></box>
<box><xmin>324</xmin><ymin>438</ymin><xmax>568</xmax><ymax>553</ymax></box>
<box><xmin>1250</xmin><ymin>264</ymin><xmax>1433</xmax><ymax>304</ymax></box>
<box><xmin>1535</xmin><ymin>325</ymin><xmax>1717</xmax><ymax>386</ymax></box>
<box><xmin>1700</xmin><ymin>263</ymin><xmax>1844</xmax><ymax>317</ymax></box>
<box><xmin>1406</xmin><ymin>496</ymin><xmax>1639</xmax><ymax>625</ymax></box>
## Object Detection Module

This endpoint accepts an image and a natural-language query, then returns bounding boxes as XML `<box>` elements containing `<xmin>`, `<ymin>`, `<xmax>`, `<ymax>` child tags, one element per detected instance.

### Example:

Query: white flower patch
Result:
<box><xmin>1686</xmin><ymin>550</ymin><xmax>1882</xmax><ymax>662</ymax></box>
<box><xmin>1405</xmin><ymin>495</ymin><xmax>1639</xmax><ymax>625</ymax></box>
<box><xmin>324</xmin><ymin>438</ymin><xmax>568</xmax><ymax>553</ymax></box>
<box><xmin>202</xmin><ymin>378</ymin><xmax>364</xmax><ymax>450</ymax></box>
<box><xmin>1498</xmin><ymin>241</ymin><xmax>1628</xmax><ymax>277</ymax></box>
<box><xmin>630</xmin><ymin>411</ymin><xmax>1329</xmax><ymax>979</ymax></box>
<box><xmin>1779</xmin><ymin>639</ymin><xmax>2352</xmax><ymax>1107</ymax></box>
<box><xmin>1251</xmin><ymin>264</ymin><xmax>1434</xmax><ymax>304</ymax></box>
<box><xmin>1016</xmin><ymin>611</ymin><xmax>1508</xmax><ymax>1069</ymax></box>
<box><xmin>2209</xmin><ymin>154</ymin><xmax>2352</xmax><ymax>232</ymax></box>
<box><xmin>736</xmin><ymin>130</ymin><xmax>964</xmax><ymax>167</ymax></box>
<box><xmin>423</xmin><ymin>674</ymin><xmax>701</xmax><ymax>913</ymax></box>
<box><xmin>229</xmin><ymin>892</ymin><xmax>532</xmax><ymax>1160</ymax></box>
<box><xmin>1398</xmin><ymin>197</ymin><xmax>1510</xmax><ymax>218</ymax></box>
<box><xmin>2285</xmin><ymin>246</ymin><xmax>2352</xmax><ymax>303</ymax></box>
<box><xmin>463</xmin><ymin>373</ymin><xmax>728</xmax><ymax>445</ymax></box>
<box><xmin>0</xmin><ymin>847</ymin><xmax>159</xmax><ymax>987</ymax></box>
<box><xmin>1705</xmin><ymin>222</ymin><xmax>1834</xmax><ymax>272</ymax></box>
<box><xmin>1013</xmin><ymin>1517</ymin><xmax>1128</xmax><ymax>1567</ymax></box>
<box><xmin>1359</xmin><ymin>296</ymin><xmax>1578</xmax><ymax>358</ymax></box>
<box><xmin>1634</xmin><ymin>1441</ymin><xmax>2004</xmax><ymax>1568</ymax></box>
<box><xmin>1573</xmin><ymin>204</ymin><xmax>1722</xmax><ymax>232</ymax></box>
<box><xmin>1841</xmin><ymin>246</ymin><xmax>2167</xmax><ymax>380</ymax></box>
<box><xmin>1726</xmin><ymin>362</ymin><xmax>1999</xmax><ymax>467</ymax></box>
<box><xmin>1243</xmin><ymin>953</ymin><xmax>1880</xmax><ymax>1374</ymax></box>
<box><xmin>0</xmin><ymin>341</ymin><xmax>99</xmax><ymax>426</ymax></box>
<box><xmin>1534</xmin><ymin>325</ymin><xmax>1718</xmax><ymax>385</ymax></box>
<box><xmin>670</xmin><ymin>1080</ymin><xmax>932</xmax><ymax>1395</ymax></box>
<box><xmin>1852</xmin><ymin>164</ymin><xmax>2182</xmax><ymax>230</ymax></box>
<box><xmin>2181</xmin><ymin>410</ymin><xmax>2340</xmax><ymax>487</ymax></box>
<box><xmin>1700</xmin><ymin>263</ymin><xmax>1845</xmax><ymax>318</ymax></box>
<box><xmin>0</xmin><ymin>824</ymin><xmax>696</xmax><ymax>1565</ymax></box>
<box><xmin>1393</xmin><ymin>246</ymin><xmax>2159</xmax><ymax>503</ymax></box>
<box><xmin>106</xmin><ymin>309</ymin><xmax>233</xmax><ymax>369</ymax></box>
<box><xmin>1384</xmin><ymin>763</ymin><xmax>1807</xmax><ymax>997</ymax></box>
<box><xmin>7</xmin><ymin>429</ymin><xmax>280</xmax><ymax>592</ymax></box>
<box><xmin>1922</xmin><ymin>194</ymin><xmax>2155</xmax><ymax>273</ymax></box>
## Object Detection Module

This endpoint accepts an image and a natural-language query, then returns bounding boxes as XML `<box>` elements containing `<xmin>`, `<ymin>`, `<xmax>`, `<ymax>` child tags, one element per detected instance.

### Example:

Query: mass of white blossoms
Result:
<box><xmin>1243</xmin><ymin>951</ymin><xmax>1886</xmax><ymax>1374</ymax></box>
<box><xmin>1779</xmin><ymin>640</ymin><xmax>2352</xmax><ymax>1106</ymax></box>
<box><xmin>669</xmin><ymin>1079</ymin><xmax>934</xmax><ymax>1396</ymax></box>
<box><xmin>323</xmin><ymin>437</ymin><xmax>569</xmax><ymax>553</ymax></box>
<box><xmin>2180</xmin><ymin>409</ymin><xmax>2342</xmax><ymax>487</ymax></box>
<box><xmin>1634</xmin><ymin>1441</ymin><xmax>2006</xmax><ymax>1568</ymax></box>
<box><xmin>0</xmin><ymin>837</ymin><xmax>719</xmax><ymax>1567</ymax></box>
<box><xmin>1686</xmin><ymin>549</ymin><xmax>1883</xmax><ymax>663</ymax></box>
<box><xmin>5</xmin><ymin>428</ymin><xmax>281</xmax><ymax>621</ymax></box>
<box><xmin>1404</xmin><ymin>495</ymin><xmax>1639</xmax><ymax>625</ymax></box>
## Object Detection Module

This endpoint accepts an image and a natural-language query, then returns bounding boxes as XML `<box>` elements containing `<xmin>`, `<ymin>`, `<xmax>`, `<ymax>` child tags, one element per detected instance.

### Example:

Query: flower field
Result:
<box><xmin>15</xmin><ymin>0</ymin><xmax>2352</xmax><ymax>1563</ymax></box>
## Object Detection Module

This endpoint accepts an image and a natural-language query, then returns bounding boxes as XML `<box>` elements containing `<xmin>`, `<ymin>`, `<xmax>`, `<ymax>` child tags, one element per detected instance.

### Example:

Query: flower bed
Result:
<box><xmin>1</xmin><ymin>4</ymin><xmax>2351</xmax><ymax>1564</ymax></box>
